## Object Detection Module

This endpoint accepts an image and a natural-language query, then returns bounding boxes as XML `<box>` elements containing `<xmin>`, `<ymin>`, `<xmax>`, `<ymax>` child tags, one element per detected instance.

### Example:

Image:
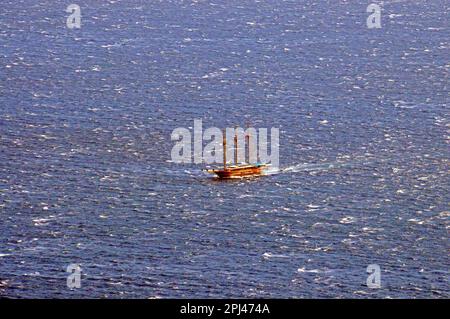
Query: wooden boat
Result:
<box><xmin>206</xmin><ymin>163</ymin><xmax>269</xmax><ymax>179</ymax></box>
<box><xmin>206</xmin><ymin>128</ymin><xmax>269</xmax><ymax>179</ymax></box>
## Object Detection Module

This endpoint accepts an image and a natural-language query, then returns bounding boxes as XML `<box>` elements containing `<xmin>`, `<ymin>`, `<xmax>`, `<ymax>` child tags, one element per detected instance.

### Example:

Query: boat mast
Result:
<box><xmin>234</xmin><ymin>127</ymin><xmax>238</xmax><ymax>165</ymax></box>
<box><xmin>223</xmin><ymin>128</ymin><xmax>227</xmax><ymax>170</ymax></box>
<box><xmin>245</xmin><ymin>122</ymin><xmax>250</xmax><ymax>164</ymax></box>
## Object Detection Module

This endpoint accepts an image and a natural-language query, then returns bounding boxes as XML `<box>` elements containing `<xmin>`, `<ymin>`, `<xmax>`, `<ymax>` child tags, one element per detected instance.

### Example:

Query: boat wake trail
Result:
<box><xmin>189</xmin><ymin>158</ymin><xmax>370</xmax><ymax>178</ymax></box>
<box><xmin>265</xmin><ymin>160</ymin><xmax>360</xmax><ymax>176</ymax></box>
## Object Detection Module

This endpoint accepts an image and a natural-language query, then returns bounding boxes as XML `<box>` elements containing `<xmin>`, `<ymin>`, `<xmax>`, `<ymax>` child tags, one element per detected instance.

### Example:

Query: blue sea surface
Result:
<box><xmin>0</xmin><ymin>0</ymin><xmax>448</xmax><ymax>298</ymax></box>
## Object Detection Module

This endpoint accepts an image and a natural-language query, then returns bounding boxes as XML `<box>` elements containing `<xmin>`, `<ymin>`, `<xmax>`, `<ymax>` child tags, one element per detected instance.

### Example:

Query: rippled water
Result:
<box><xmin>0</xmin><ymin>0</ymin><xmax>448</xmax><ymax>298</ymax></box>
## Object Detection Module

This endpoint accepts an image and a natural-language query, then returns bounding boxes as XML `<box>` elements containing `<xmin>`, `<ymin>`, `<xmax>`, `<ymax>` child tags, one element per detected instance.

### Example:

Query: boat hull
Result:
<box><xmin>207</xmin><ymin>164</ymin><xmax>268</xmax><ymax>179</ymax></box>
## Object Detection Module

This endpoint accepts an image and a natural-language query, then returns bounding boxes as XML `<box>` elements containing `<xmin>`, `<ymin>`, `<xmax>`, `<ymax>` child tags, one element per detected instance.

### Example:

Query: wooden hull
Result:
<box><xmin>207</xmin><ymin>164</ymin><xmax>268</xmax><ymax>179</ymax></box>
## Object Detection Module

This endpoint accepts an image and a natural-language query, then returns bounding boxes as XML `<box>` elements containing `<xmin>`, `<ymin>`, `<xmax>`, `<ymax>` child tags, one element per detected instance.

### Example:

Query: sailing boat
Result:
<box><xmin>206</xmin><ymin>128</ymin><xmax>269</xmax><ymax>179</ymax></box>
